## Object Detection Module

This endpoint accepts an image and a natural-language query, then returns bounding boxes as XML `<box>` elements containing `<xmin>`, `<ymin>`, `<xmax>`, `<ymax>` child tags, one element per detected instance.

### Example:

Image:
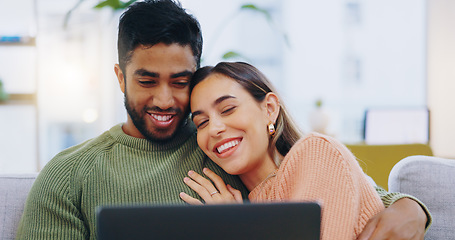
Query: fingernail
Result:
<box><xmin>203</xmin><ymin>168</ymin><xmax>208</xmax><ymax>173</ymax></box>
<box><xmin>184</xmin><ymin>177</ymin><xmax>190</xmax><ymax>182</ymax></box>
<box><xmin>188</xmin><ymin>170</ymin><xmax>194</xmax><ymax>176</ymax></box>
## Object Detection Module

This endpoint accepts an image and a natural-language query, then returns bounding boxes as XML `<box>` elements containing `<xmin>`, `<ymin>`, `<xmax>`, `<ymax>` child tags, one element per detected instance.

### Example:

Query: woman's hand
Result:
<box><xmin>179</xmin><ymin>168</ymin><xmax>243</xmax><ymax>204</ymax></box>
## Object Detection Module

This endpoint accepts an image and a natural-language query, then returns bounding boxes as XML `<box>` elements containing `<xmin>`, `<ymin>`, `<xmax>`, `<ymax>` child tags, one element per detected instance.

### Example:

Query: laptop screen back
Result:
<box><xmin>97</xmin><ymin>202</ymin><xmax>321</xmax><ymax>240</ymax></box>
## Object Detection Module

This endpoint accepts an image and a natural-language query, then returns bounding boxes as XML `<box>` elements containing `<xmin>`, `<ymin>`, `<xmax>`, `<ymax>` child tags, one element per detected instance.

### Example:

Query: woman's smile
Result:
<box><xmin>214</xmin><ymin>137</ymin><xmax>242</xmax><ymax>157</ymax></box>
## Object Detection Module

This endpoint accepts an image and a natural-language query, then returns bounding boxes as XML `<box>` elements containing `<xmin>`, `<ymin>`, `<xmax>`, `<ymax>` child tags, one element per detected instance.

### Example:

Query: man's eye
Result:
<box><xmin>139</xmin><ymin>80</ymin><xmax>156</xmax><ymax>85</ymax></box>
<box><xmin>173</xmin><ymin>81</ymin><xmax>189</xmax><ymax>88</ymax></box>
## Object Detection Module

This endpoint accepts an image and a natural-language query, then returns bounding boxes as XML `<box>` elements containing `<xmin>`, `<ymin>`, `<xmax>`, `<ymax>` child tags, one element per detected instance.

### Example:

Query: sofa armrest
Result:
<box><xmin>0</xmin><ymin>173</ymin><xmax>38</xmax><ymax>240</ymax></box>
<box><xmin>388</xmin><ymin>156</ymin><xmax>455</xmax><ymax>240</ymax></box>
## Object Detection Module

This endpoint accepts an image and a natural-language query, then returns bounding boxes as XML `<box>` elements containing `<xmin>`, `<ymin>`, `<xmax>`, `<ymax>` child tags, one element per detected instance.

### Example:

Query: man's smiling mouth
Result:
<box><xmin>147</xmin><ymin>112</ymin><xmax>176</xmax><ymax>128</ymax></box>
<box><xmin>149</xmin><ymin>113</ymin><xmax>173</xmax><ymax>122</ymax></box>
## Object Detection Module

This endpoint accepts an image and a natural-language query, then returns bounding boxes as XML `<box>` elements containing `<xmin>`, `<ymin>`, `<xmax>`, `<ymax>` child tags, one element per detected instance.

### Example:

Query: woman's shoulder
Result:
<box><xmin>294</xmin><ymin>132</ymin><xmax>344</xmax><ymax>149</ymax></box>
<box><xmin>287</xmin><ymin>132</ymin><xmax>353</xmax><ymax>160</ymax></box>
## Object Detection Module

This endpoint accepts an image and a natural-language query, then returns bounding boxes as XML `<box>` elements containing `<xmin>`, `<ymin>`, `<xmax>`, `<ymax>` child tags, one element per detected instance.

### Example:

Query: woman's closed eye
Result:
<box><xmin>221</xmin><ymin>106</ymin><xmax>236</xmax><ymax>115</ymax></box>
<box><xmin>194</xmin><ymin>119</ymin><xmax>209</xmax><ymax>129</ymax></box>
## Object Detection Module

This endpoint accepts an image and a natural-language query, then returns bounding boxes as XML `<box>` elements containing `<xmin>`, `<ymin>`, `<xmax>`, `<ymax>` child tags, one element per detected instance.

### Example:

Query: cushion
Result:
<box><xmin>388</xmin><ymin>156</ymin><xmax>455</xmax><ymax>240</ymax></box>
<box><xmin>0</xmin><ymin>174</ymin><xmax>37</xmax><ymax>240</ymax></box>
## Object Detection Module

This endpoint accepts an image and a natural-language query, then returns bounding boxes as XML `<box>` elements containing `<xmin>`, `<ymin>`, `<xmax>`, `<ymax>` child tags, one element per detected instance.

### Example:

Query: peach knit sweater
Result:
<box><xmin>249</xmin><ymin>133</ymin><xmax>384</xmax><ymax>240</ymax></box>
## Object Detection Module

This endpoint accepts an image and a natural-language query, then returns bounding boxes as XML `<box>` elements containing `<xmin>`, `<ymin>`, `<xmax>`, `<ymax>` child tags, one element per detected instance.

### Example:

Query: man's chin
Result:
<box><xmin>143</xmin><ymin>125</ymin><xmax>179</xmax><ymax>143</ymax></box>
<box><xmin>147</xmin><ymin>132</ymin><xmax>175</xmax><ymax>142</ymax></box>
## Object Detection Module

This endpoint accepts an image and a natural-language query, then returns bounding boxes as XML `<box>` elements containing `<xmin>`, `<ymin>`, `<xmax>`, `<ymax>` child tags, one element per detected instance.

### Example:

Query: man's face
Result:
<box><xmin>115</xmin><ymin>43</ymin><xmax>197</xmax><ymax>142</ymax></box>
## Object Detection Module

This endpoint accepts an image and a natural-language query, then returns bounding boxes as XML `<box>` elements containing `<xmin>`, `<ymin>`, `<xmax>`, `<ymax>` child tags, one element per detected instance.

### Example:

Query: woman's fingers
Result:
<box><xmin>179</xmin><ymin>192</ymin><xmax>203</xmax><ymax>205</ymax></box>
<box><xmin>187</xmin><ymin>170</ymin><xmax>219</xmax><ymax>195</ymax></box>
<box><xmin>227</xmin><ymin>184</ymin><xmax>243</xmax><ymax>203</ymax></box>
<box><xmin>183</xmin><ymin>176</ymin><xmax>212</xmax><ymax>200</ymax></box>
<box><xmin>182</xmin><ymin>169</ymin><xmax>241</xmax><ymax>204</ymax></box>
<box><xmin>202</xmin><ymin>168</ymin><xmax>229</xmax><ymax>193</ymax></box>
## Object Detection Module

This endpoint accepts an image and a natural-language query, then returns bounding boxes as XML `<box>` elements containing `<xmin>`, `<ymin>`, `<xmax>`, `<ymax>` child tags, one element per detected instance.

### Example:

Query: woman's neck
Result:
<box><xmin>239</xmin><ymin>159</ymin><xmax>278</xmax><ymax>191</ymax></box>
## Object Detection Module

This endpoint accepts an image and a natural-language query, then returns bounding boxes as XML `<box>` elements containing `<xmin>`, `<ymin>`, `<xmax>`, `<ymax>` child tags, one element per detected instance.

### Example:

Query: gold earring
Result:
<box><xmin>268</xmin><ymin>122</ymin><xmax>276</xmax><ymax>136</ymax></box>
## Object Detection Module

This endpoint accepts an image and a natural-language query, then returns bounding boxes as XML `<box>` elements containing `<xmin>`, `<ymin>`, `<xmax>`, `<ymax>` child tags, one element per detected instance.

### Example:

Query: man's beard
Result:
<box><xmin>124</xmin><ymin>91</ymin><xmax>189</xmax><ymax>143</ymax></box>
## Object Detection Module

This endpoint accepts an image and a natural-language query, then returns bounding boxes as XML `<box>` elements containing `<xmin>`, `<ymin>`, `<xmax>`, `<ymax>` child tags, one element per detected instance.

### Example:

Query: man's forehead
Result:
<box><xmin>126</xmin><ymin>43</ymin><xmax>197</xmax><ymax>75</ymax></box>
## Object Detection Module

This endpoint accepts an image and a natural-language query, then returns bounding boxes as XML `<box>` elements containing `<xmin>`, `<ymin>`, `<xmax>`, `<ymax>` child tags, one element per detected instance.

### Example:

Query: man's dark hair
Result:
<box><xmin>117</xmin><ymin>0</ymin><xmax>203</xmax><ymax>72</ymax></box>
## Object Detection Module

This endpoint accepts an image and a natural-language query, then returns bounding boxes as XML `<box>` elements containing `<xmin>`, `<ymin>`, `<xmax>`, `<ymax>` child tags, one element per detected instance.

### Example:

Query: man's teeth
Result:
<box><xmin>217</xmin><ymin>140</ymin><xmax>240</xmax><ymax>154</ymax></box>
<box><xmin>151</xmin><ymin>114</ymin><xmax>172</xmax><ymax>122</ymax></box>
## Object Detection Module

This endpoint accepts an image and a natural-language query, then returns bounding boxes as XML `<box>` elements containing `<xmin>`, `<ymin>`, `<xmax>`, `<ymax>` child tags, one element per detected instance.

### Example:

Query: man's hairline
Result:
<box><xmin>120</xmin><ymin>42</ymin><xmax>200</xmax><ymax>72</ymax></box>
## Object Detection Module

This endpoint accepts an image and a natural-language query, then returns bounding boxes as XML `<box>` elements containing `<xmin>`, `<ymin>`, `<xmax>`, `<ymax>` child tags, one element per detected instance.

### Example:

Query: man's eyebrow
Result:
<box><xmin>191</xmin><ymin>95</ymin><xmax>236</xmax><ymax>120</ymax></box>
<box><xmin>133</xmin><ymin>69</ymin><xmax>193</xmax><ymax>79</ymax></box>
<box><xmin>171</xmin><ymin>70</ymin><xmax>193</xmax><ymax>79</ymax></box>
<box><xmin>134</xmin><ymin>69</ymin><xmax>158</xmax><ymax>78</ymax></box>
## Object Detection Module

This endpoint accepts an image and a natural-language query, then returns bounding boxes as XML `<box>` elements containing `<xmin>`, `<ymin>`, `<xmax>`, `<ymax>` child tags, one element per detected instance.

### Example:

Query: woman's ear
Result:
<box><xmin>114</xmin><ymin>64</ymin><xmax>126</xmax><ymax>93</ymax></box>
<box><xmin>264</xmin><ymin>92</ymin><xmax>280</xmax><ymax>124</ymax></box>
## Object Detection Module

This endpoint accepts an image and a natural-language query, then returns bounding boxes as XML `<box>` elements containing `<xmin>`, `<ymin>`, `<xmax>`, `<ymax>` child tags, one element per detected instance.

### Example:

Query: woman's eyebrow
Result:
<box><xmin>214</xmin><ymin>95</ymin><xmax>236</xmax><ymax>105</ymax></box>
<box><xmin>191</xmin><ymin>95</ymin><xmax>236</xmax><ymax>120</ymax></box>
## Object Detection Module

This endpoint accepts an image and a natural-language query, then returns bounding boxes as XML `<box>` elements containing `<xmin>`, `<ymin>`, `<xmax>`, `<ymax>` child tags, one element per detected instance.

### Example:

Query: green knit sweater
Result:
<box><xmin>16</xmin><ymin>122</ymin><xmax>247</xmax><ymax>239</ymax></box>
<box><xmin>16</xmin><ymin>122</ymin><xmax>431</xmax><ymax>239</ymax></box>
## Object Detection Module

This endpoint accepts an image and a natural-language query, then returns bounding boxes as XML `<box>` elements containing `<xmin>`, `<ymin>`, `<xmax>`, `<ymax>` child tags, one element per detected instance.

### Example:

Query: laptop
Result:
<box><xmin>97</xmin><ymin>202</ymin><xmax>321</xmax><ymax>240</ymax></box>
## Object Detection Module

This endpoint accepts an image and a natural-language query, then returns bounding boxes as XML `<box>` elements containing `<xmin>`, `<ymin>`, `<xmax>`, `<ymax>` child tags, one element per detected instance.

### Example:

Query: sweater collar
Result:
<box><xmin>109</xmin><ymin>118</ymin><xmax>197</xmax><ymax>152</ymax></box>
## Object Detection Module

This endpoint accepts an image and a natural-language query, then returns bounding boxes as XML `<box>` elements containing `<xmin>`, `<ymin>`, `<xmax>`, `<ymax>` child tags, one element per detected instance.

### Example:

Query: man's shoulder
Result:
<box><xmin>40</xmin><ymin>128</ymin><xmax>117</xmax><ymax>176</ymax></box>
<box><xmin>55</xmin><ymin>129</ymin><xmax>114</xmax><ymax>161</ymax></box>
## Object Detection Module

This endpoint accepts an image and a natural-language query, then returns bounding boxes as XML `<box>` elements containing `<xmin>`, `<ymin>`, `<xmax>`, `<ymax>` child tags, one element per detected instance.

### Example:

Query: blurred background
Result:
<box><xmin>0</xmin><ymin>0</ymin><xmax>454</xmax><ymax>173</ymax></box>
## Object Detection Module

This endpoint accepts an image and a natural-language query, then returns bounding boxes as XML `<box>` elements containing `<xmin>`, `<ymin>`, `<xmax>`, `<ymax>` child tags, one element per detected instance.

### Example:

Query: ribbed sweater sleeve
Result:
<box><xmin>16</xmin><ymin>123</ymin><xmax>247</xmax><ymax>240</ymax></box>
<box><xmin>249</xmin><ymin>133</ymin><xmax>384</xmax><ymax>240</ymax></box>
<box><xmin>374</xmin><ymin>186</ymin><xmax>432</xmax><ymax>231</ymax></box>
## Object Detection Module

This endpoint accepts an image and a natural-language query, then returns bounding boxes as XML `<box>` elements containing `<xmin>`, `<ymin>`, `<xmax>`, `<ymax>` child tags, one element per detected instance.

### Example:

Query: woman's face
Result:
<box><xmin>191</xmin><ymin>74</ymin><xmax>274</xmax><ymax>176</ymax></box>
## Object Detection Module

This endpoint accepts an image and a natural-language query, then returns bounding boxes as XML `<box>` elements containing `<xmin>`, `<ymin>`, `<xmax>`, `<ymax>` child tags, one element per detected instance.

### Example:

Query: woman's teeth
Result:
<box><xmin>217</xmin><ymin>140</ymin><xmax>240</xmax><ymax>154</ymax></box>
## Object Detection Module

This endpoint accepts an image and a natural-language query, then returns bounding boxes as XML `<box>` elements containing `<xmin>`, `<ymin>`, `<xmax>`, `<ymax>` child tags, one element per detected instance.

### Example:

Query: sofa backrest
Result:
<box><xmin>0</xmin><ymin>173</ymin><xmax>38</xmax><ymax>240</ymax></box>
<box><xmin>389</xmin><ymin>155</ymin><xmax>455</xmax><ymax>240</ymax></box>
<box><xmin>346</xmin><ymin>143</ymin><xmax>433</xmax><ymax>190</ymax></box>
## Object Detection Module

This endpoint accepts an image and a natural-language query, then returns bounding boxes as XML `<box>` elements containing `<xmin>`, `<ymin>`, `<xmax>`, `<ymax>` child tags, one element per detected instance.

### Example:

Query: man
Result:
<box><xmin>17</xmin><ymin>1</ymin><xmax>430</xmax><ymax>239</ymax></box>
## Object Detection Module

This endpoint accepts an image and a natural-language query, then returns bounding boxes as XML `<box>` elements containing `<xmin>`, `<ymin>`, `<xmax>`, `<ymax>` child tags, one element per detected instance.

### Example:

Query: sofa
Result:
<box><xmin>346</xmin><ymin>143</ymin><xmax>433</xmax><ymax>190</ymax></box>
<box><xmin>0</xmin><ymin>173</ymin><xmax>38</xmax><ymax>240</ymax></box>
<box><xmin>389</xmin><ymin>155</ymin><xmax>455</xmax><ymax>240</ymax></box>
<box><xmin>1</xmin><ymin>155</ymin><xmax>454</xmax><ymax>239</ymax></box>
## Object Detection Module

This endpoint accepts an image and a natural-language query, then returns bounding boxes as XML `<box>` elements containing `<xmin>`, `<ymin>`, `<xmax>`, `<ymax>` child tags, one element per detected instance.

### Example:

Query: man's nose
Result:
<box><xmin>154</xmin><ymin>86</ymin><xmax>175</xmax><ymax>110</ymax></box>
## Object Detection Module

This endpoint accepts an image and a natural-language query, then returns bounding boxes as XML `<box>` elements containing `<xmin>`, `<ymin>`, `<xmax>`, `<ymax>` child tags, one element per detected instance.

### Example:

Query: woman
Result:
<box><xmin>179</xmin><ymin>62</ymin><xmax>384</xmax><ymax>239</ymax></box>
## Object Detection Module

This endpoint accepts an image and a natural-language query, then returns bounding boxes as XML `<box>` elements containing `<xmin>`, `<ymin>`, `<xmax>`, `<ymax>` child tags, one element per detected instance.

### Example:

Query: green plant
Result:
<box><xmin>94</xmin><ymin>0</ymin><xmax>137</xmax><ymax>10</ymax></box>
<box><xmin>64</xmin><ymin>1</ymin><xmax>288</xmax><ymax>61</ymax></box>
<box><xmin>0</xmin><ymin>79</ymin><xmax>9</xmax><ymax>101</ymax></box>
<box><xmin>206</xmin><ymin>3</ymin><xmax>289</xmax><ymax>61</ymax></box>
<box><xmin>64</xmin><ymin>0</ymin><xmax>137</xmax><ymax>27</ymax></box>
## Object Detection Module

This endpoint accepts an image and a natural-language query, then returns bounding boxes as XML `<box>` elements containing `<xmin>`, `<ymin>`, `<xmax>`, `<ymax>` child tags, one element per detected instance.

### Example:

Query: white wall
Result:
<box><xmin>427</xmin><ymin>0</ymin><xmax>455</xmax><ymax>158</ymax></box>
<box><xmin>282</xmin><ymin>0</ymin><xmax>427</xmax><ymax>142</ymax></box>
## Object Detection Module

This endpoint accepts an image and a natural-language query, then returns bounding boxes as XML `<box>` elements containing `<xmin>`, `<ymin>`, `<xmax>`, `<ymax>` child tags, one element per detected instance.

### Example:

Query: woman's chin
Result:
<box><xmin>223</xmin><ymin>166</ymin><xmax>245</xmax><ymax>176</ymax></box>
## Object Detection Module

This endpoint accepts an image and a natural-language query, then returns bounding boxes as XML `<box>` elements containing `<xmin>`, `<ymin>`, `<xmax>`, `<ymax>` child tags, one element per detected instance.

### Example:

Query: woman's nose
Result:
<box><xmin>208</xmin><ymin>118</ymin><xmax>226</xmax><ymax>137</ymax></box>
